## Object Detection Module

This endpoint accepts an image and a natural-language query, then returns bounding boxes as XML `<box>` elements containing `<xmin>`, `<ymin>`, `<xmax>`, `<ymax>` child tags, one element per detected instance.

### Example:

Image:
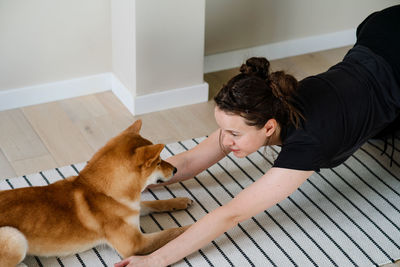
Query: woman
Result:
<box><xmin>116</xmin><ymin>5</ymin><xmax>400</xmax><ymax>266</ymax></box>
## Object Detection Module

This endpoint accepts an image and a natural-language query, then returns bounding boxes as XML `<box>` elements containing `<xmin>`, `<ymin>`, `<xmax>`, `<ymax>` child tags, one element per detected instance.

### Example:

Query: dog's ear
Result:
<box><xmin>134</xmin><ymin>144</ymin><xmax>164</xmax><ymax>167</ymax></box>
<box><xmin>125</xmin><ymin>120</ymin><xmax>142</xmax><ymax>134</ymax></box>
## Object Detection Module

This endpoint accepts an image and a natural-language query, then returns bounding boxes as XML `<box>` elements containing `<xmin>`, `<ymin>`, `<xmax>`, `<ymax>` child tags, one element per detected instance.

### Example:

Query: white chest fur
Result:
<box><xmin>119</xmin><ymin>199</ymin><xmax>141</xmax><ymax>227</ymax></box>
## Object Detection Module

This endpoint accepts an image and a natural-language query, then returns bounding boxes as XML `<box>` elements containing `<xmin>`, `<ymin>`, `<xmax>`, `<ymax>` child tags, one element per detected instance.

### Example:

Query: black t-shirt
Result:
<box><xmin>273</xmin><ymin>45</ymin><xmax>400</xmax><ymax>171</ymax></box>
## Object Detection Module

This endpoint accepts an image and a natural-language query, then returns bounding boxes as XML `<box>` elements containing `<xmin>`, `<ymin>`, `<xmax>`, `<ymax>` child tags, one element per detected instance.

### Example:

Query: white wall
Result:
<box><xmin>0</xmin><ymin>0</ymin><xmax>207</xmax><ymax>114</ymax></box>
<box><xmin>0</xmin><ymin>0</ymin><xmax>111</xmax><ymax>91</ymax></box>
<box><xmin>0</xmin><ymin>0</ymin><xmax>398</xmax><ymax>112</ymax></box>
<box><xmin>111</xmin><ymin>0</ymin><xmax>136</xmax><ymax>114</ymax></box>
<box><xmin>205</xmin><ymin>0</ymin><xmax>399</xmax><ymax>56</ymax></box>
<box><xmin>136</xmin><ymin>0</ymin><xmax>205</xmax><ymax>96</ymax></box>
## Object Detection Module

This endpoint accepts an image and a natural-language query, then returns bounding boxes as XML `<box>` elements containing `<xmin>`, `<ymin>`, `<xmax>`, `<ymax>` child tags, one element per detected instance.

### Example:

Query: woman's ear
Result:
<box><xmin>264</xmin><ymin>119</ymin><xmax>278</xmax><ymax>137</ymax></box>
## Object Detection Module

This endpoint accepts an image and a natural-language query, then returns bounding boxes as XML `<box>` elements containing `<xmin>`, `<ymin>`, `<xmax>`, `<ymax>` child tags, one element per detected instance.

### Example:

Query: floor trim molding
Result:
<box><xmin>111</xmin><ymin>74</ymin><xmax>209</xmax><ymax>115</ymax></box>
<box><xmin>0</xmin><ymin>73</ymin><xmax>209</xmax><ymax>115</ymax></box>
<box><xmin>0</xmin><ymin>73</ymin><xmax>111</xmax><ymax>112</ymax></box>
<box><xmin>134</xmin><ymin>82</ymin><xmax>209</xmax><ymax>115</ymax></box>
<box><xmin>204</xmin><ymin>28</ymin><xmax>356</xmax><ymax>73</ymax></box>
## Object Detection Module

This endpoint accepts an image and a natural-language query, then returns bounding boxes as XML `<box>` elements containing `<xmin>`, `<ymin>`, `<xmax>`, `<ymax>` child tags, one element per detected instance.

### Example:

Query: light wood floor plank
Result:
<box><xmin>96</xmin><ymin>91</ymin><xmax>134</xmax><ymax>119</ymax></box>
<box><xmin>75</xmin><ymin>113</ymin><xmax>134</xmax><ymax>152</ymax></box>
<box><xmin>22</xmin><ymin>102</ymin><xmax>95</xmax><ymax>166</ymax></box>
<box><xmin>62</xmin><ymin>92</ymin><xmax>135</xmax><ymax>152</ymax></box>
<box><xmin>0</xmin><ymin>108</ymin><xmax>49</xmax><ymax>161</ymax></box>
<box><xmin>10</xmin><ymin>154</ymin><xmax>58</xmax><ymax>177</ymax></box>
<box><xmin>136</xmin><ymin>101</ymin><xmax>218</xmax><ymax>144</ymax></box>
<box><xmin>59</xmin><ymin>94</ymin><xmax>108</xmax><ymax>122</ymax></box>
<box><xmin>0</xmin><ymin>148</ymin><xmax>16</xmax><ymax>179</ymax></box>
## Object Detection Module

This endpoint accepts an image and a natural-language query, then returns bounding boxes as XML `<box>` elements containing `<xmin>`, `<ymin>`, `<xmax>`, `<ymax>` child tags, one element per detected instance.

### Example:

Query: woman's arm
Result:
<box><xmin>117</xmin><ymin>167</ymin><xmax>314</xmax><ymax>266</ymax></box>
<box><xmin>151</xmin><ymin>129</ymin><xmax>227</xmax><ymax>187</ymax></box>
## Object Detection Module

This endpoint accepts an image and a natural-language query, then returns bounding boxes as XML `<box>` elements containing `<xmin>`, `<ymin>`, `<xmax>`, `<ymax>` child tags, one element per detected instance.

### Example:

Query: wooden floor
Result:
<box><xmin>0</xmin><ymin>45</ymin><xmax>351</xmax><ymax>179</ymax></box>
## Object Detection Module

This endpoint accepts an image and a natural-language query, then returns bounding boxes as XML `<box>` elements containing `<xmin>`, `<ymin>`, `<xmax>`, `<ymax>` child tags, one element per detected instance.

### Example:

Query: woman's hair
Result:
<box><xmin>214</xmin><ymin>57</ymin><xmax>304</xmax><ymax>135</ymax></box>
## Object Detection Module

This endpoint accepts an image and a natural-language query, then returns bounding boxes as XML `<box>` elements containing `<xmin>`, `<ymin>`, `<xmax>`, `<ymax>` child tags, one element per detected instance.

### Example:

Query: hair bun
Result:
<box><xmin>269</xmin><ymin>71</ymin><xmax>298</xmax><ymax>98</ymax></box>
<box><xmin>240</xmin><ymin>57</ymin><xmax>270</xmax><ymax>79</ymax></box>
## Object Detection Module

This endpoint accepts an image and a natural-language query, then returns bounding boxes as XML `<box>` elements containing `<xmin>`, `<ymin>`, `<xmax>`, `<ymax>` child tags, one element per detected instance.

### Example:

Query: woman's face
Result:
<box><xmin>214</xmin><ymin>107</ymin><xmax>268</xmax><ymax>158</ymax></box>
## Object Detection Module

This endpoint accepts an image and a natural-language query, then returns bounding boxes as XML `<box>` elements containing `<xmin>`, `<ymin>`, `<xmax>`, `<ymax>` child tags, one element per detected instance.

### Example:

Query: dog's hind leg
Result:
<box><xmin>140</xmin><ymin>197</ymin><xmax>193</xmax><ymax>216</ymax></box>
<box><xmin>0</xmin><ymin>226</ymin><xmax>28</xmax><ymax>266</ymax></box>
<box><xmin>132</xmin><ymin>225</ymin><xmax>191</xmax><ymax>255</ymax></box>
<box><xmin>107</xmin><ymin>224</ymin><xmax>190</xmax><ymax>257</ymax></box>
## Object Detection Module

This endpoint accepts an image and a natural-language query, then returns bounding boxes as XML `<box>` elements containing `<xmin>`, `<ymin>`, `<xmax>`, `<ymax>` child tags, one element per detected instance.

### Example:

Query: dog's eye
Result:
<box><xmin>157</xmin><ymin>161</ymin><xmax>161</xmax><ymax>166</ymax></box>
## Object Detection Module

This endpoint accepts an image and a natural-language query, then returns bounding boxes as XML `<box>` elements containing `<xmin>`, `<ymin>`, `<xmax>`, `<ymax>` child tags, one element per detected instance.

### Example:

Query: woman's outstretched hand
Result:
<box><xmin>114</xmin><ymin>256</ymin><xmax>134</xmax><ymax>267</ymax></box>
<box><xmin>114</xmin><ymin>255</ymin><xmax>161</xmax><ymax>267</ymax></box>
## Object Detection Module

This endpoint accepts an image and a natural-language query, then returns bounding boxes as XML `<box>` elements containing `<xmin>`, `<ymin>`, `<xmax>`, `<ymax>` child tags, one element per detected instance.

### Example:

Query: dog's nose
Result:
<box><xmin>173</xmin><ymin>168</ymin><xmax>177</xmax><ymax>175</ymax></box>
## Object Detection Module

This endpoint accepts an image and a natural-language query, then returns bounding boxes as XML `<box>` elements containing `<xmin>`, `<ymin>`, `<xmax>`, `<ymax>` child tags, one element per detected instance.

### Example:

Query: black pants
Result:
<box><xmin>357</xmin><ymin>5</ymin><xmax>400</xmax><ymax>161</ymax></box>
<box><xmin>356</xmin><ymin>4</ymin><xmax>400</xmax><ymax>84</ymax></box>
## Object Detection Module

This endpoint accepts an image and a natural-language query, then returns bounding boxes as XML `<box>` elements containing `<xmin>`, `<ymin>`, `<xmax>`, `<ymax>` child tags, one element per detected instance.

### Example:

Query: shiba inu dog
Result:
<box><xmin>0</xmin><ymin>120</ymin><xmax>192</xmax><ymax>266</ymax></box>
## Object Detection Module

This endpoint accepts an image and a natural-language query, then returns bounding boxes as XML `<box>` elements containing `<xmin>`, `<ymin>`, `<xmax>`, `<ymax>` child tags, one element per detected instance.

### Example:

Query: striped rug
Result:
<box><xmin>1</xmin><ymin>137</ymin><xmax>399</xmax><ymax>267</ymax></box>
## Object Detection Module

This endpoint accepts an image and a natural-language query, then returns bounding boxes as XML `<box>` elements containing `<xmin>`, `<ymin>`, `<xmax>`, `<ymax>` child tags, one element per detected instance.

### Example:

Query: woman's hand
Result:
<box><xmin>114</xmin><ymin>255</ymin><xmax>162</xmax><ymax>267</ymax></box>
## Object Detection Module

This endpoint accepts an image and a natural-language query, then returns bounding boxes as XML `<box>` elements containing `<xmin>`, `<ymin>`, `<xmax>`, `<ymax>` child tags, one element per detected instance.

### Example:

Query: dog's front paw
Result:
<box><xmin>172</xmin><ymin>197</ymin><xmax>193</xmax><ymax>211</ymax></box>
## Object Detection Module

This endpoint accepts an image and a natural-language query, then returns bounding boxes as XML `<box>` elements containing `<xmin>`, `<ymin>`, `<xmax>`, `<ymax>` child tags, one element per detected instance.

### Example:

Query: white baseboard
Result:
<box><xmin>204</xmin><ymin>28</ymin><xmax>356</xmax><ymax>73</ymax></box>
<box><xmin>0</xmin><ymin>73</ymin><xmax>112</xmax><ymax>112</ymax></box>
<box><xmin>111</xmin><ymin>74</ymin><xmax>209</xmax><ymax>115</ymax></box>
<box><xmin>134</xmin><ymin>82</ymin><xmax>209</xmax><ymax>115</ymax></box>
<box><xmin>0</xmin><ymin>72</ymin><xmax>209</xmax><ymax>116</ymax></box>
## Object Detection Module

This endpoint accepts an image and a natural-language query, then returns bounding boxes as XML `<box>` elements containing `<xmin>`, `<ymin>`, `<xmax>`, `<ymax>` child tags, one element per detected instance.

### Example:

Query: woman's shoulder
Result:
<box><xmin>275</xmin><ymin>126</ymin><xmax>322</xmax><ymax>172</ymax></box>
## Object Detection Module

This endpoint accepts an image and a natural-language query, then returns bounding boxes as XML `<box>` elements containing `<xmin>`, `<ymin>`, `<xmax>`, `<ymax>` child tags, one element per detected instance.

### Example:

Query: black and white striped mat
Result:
<box><xmin>1</xmin><ymin>137</ymin><xmax>399</xmax><ymax>267</ymax></box>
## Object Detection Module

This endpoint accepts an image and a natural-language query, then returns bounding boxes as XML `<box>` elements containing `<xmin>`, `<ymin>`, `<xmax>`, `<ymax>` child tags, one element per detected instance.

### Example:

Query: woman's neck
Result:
<box><xmin>269</xmin><ymin>125</ymin><xmax>282</xmax><ymax>146</ymax></box>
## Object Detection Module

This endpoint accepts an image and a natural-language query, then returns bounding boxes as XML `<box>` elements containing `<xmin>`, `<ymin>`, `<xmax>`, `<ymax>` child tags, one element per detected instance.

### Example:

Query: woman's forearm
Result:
<box><xmin>149</xmin><ymin>205</ymin><xmax>237</xmax><ymax>266</ymax></box>
<box><xmin>150</xmin><ymin>130</ymin><xmax>226</xmax><ymax>188</ymax></box>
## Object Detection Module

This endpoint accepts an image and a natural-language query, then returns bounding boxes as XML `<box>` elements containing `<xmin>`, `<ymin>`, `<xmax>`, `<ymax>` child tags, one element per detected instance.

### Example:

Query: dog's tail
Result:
<box><xmin>0</xmin><ymin>226</ymin><xmax>28</xmax><ymax>266</ymax></box>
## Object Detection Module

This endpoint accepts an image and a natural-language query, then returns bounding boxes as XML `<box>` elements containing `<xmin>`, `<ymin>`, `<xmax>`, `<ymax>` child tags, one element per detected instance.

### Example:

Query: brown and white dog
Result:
<box><xmin>0</xmin><ymin>120</ymin><xmax>192</xmax><ymax>266</ymax></box>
